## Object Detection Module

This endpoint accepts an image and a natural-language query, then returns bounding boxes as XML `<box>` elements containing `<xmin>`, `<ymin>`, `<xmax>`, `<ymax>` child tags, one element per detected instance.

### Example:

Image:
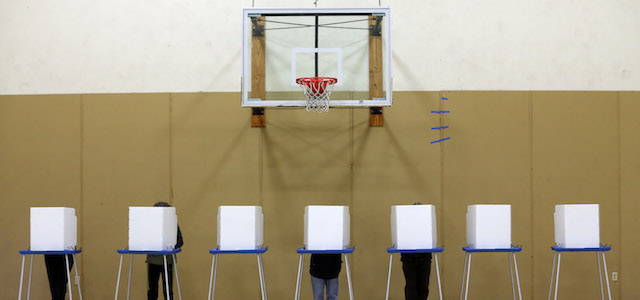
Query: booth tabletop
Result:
<box><xmin>297</xmin><ymin>248</ymin><xmax>355</xmax><ymax>254</ymax></box>
<box><xmin>551</xmin><ymin>246</ymin><xmax>611</xmax><ymax>252</ymax></box>
<box><xmin>462</xmin><ymin>246</ymin><xmax>522</xmax><ymax>253</ymax></box>
<box><xmin>117</xmin><ymin>249</ymin><xmax>182</xmax><ymax>255</ymax></box>
<box><xmin>387</xmin><ymin>247</ymin><xmax>444</xmax><ymax>253</ymax></box>
<box><xmin>19</xmin><ymin>249</ymin><xmax>82</xmax><ymax>255</ymax></box>
<box><xmin>210</xmin><ymin>248</ymin><xmax>268</xmax><ymax>254</ymax></box>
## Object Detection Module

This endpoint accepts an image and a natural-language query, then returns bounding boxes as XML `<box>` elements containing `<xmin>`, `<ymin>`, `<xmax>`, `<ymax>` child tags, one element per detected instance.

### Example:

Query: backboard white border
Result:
<box><xmin>241</xmin><ymin>7</ymin><xmax>392</xmax><ymax>108</ymax></box>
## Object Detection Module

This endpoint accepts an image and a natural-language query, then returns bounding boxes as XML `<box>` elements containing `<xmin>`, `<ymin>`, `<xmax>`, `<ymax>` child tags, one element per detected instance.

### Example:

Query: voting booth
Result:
<box><xmin>296</xmin><ymin>205</ymin><xmax>355</xmax><ymax>300</ymax></box>
<box><xmin>217</xmin><ymin>206</ymin><xmax>264</xmax><ymax>250</ymax></box>
<box><xmin>466</xmin><ymin>204</ymin><xmax>511</xmax><ymax>249</ymax></box>
<box><xmin>304</xmin><ymin>205</ymin><xmax>350</xmax><ymax>250</ymax></box>
<box><xmin>549</xmin><ymin>204</ymin><xmax>611</xmax><ymax>300</ymax></box>
<box><xmin>18</xmin><ymin>207</ymin><xmax>82</xmax><ymax>299</ymax></box>
<box><xmin>460</xmin><ymin>204</ymin><xmax>522</xmax><ymax>300</ymax></box>
<box><xmin>554</xmin><ymin>204</ymin><xmax>599</xmax><ymax>248</ymax></box>
<box><xmin>391</xmin><ymin>204</ymin><xmax>437</xmax><ymax>249</ymax></box>
<box><xmin>208</xmin><ymin>206</ymin><xmax>268</xmax><ymax>300</ymax></box>
<box><xmin>115</xmin><ymin>206</ymin><xmax>182</xmax><ymax>300</ymax></box>
<box><xmin>386</xmin><ymin>204</ymin><xmax>443</xmax><ymax>300</ymax></box>
<box><xmin>128</xmin><ymin>207</ymin><xmax>178</xmax><ymax>251</ymax></box>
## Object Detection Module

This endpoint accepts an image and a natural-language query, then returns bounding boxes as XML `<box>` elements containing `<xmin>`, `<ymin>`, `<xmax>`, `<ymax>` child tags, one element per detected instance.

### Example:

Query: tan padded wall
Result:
<box><xmin>0</xmin><ymin>91</ymin><xmax>637</xmax><ymax>299</ymax></box>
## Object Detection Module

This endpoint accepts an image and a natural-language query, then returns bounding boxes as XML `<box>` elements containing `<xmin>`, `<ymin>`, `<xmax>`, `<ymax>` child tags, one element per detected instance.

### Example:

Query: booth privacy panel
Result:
<box><xmin>391</xmin><ymin>205</ymin><xmax>437</xmax><ymax>249</ymax></box>
<box><xmin>305</xmin><ymin>205</ymin><xmax>350</xmax><ymax>250</ymax></box>
<box><xmin>217</xmin><ymin>206</ymin><xmax>264</xmax><ymax>250</ymax></box>
<box><xmin>466</xmin><ymin>205</ymin><xmax>511</xmax><ymax>249</ymax></box>
<box><xmin>30</xmin><ymin>207</ymin><xmax>77</xmax><ymax>251</ymax></box>
<box><xmin>128</xmin><ymin>207</ymin><xmax>177</xmax><ymax>251</ymax></box>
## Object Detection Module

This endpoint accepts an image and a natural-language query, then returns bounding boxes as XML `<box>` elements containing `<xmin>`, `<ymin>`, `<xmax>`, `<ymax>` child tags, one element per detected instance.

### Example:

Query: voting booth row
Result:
<box><xmin>17</xmin><ymin>204</ymin><xmax>611</xmax><ymax>300</ymax></box>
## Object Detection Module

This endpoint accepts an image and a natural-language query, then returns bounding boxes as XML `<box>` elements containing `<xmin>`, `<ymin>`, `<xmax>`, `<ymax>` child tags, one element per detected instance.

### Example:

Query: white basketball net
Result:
<box><xmin>297</xmin><ymin>77</ymin><xmax>337</xmax><ymax>113</ymax></box>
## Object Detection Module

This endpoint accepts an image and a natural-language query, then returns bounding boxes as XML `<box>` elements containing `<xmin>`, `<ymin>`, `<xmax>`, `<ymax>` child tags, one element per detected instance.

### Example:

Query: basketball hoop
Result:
<box><xmin>296</xmin><ymin>77</ymin><xmax>337</xmax><ymax>113</ymax></box>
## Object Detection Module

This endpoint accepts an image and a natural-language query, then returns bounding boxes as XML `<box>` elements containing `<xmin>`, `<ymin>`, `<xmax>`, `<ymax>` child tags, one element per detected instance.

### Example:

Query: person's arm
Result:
<box><xmin>176</xmin><ymin>225</ymin><xmax>184</xmax><ymax>248</ymax></box>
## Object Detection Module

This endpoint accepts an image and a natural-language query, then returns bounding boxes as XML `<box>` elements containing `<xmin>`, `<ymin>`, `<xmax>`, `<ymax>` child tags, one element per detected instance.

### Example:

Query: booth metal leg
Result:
<box><xmin>601</xmin><ymin>252</ymin><xmax>612</xmax><ymax>300</ymax></box>
<box><xmin>18</xmin><ymin>255</ymin><xmax>25</xmax><ymax>300</ymax></box>
<box><xmin>126</xmin><ymin>255</ymin><xmax>132</xmax><ymax>300</ymax></box>
<box><xmin>65</xmin><ymin>254</ymin><xmax>73</xmax><ymax>300</ymax></box>
<box><xmin>597</xmin><ymin>252</ymin><xmax>605</xmax><ymax>300</ymax></box>
<box><xmin>434</xmin><ymin>253</ymin><xmax>443</xmax><ymax>300</ymax></box>
<box><xmin>257</xmin><ymin>253</ymin><xmax>268</xmax><ymax>300</ymax></box>
<box><xmin>27</xmin><ymin>254</ymin><xmax>33</xmax><ymax>300</ymax></box>
<box><xmin>385</xmin><ymin>253</ymin><xmax>393</xmax><ymax>300</ymax></box>
<box><xmin>115</xmin><ymin>254</ymin><xmax>123</xmax><ymax>300</ymax></box>
<box><xmin>512</xmin><ymin>253</ymin><xmax>523</xmax><ymax>300</ymax></box>
<box><xmin>465</xmin><ymin>253</ymin><xmax>472</xmax><ymax>300</ymax></box>
<box><xmin>163</xmin><ymin>255</ymin><xmax>171</xmax><ymax>300</ymax></box>
<box><xmin>553</xmin><ymin>253</ymin><xmax>562</xmax><ymax>300</ymax></box>
<box><xmin>344</xmin><ymin>253</ymin><xmax>355</xmax><ymax>300</ymax></box>
<box><xmin>459</xmin><ymin>252</ymin><xmax>469</xmax><ymax>300</ymax></box>
<box><xmin>213</xmin><ymin>254</ymin><xmax>219</xmax><ymax>300</ymax></box>
<box><xmin>547</xmin><ymin>251</ymin><xmax>557</xmax><ymax>300</ymax></box>
<box><xmin>509</xmin><ymin>254</ymin><xmax>516</xmax><ymax>300</ymax></box>
<box><xmin>73</xmin><ymin>254</ymin><xmax>83</xmax><ymax>300</ymax></box>
<box><xmin>295</xmin><ymin>253</ymin><xmax>304</xmax><ymax>300</ymax></box>
<box><xmin>173</xmin><ymin>254</ymin><xmax>183</xmax><ymax>300</ymax></box>
<box><xmin>208</xmin><ymin>255</ymin><xmax>216</xmax><ymax>300</ymax></box>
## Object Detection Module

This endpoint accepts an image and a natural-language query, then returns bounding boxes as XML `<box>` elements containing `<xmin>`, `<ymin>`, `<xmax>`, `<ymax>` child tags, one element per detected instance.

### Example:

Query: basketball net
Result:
<box><xmin>296</xmin><ymin>77</ymin><xmax>337</xmax><ymax>113</ymax></box>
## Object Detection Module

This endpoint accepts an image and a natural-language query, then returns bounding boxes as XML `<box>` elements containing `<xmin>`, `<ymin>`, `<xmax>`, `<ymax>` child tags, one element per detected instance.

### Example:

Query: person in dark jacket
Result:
<box><xmin>310</xmin><ymin>254</ymin><xmax>342</xmax><ymax>300</ymax></box>
<box><xmin>401</xmin><ymin>202</ymin><xmax>433</xmax><ymax>300</ymax></box>
<box><xmin>44</xmin><ymin>254</ymin><xmax>74</xmax><ymax>300</ymax></box>
<box><xmin>147</xmin><ymin>201</ymin><xmax>183</xmax><ymax>300</ymax></box>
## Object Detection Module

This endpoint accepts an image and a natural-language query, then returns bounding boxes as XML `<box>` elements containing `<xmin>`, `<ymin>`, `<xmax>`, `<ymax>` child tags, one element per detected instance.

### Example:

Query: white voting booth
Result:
<box><xmin>19</xmin><ymin>208</ymin><xmax>82</xmax><ymax>300</ymax></box>
<box><xmin>296</xmin><ymin>206</ymin><xmax>354</xmax><ymax>300</ymax></box>
<box><xmin>30</xmin><ymin>207</ymin><xmax>77</xmax><ymax>251</ymax></box>
<box><xmin>391</xmin><ymin>204</ymin><xmax>437</xmax><ymax>249</ymax></box>
<box><xmin>304</xmin><ymin>205</ymin><xmax>350</xmax><ymax>250</ymax></box>
<box><xmin>554</xmin><ymin>204</ymin><xmax>599</xmax><ymax>248</ymax></box>
<box><xmin>386</xmin><ymin>204</ymin><xmax>443</xmax><ymax>300</ymax></box>
<box><xmin>549</xmin><ymin>204</ymin><xmax>611</xmax><ymax>300</ymax></box>
<box><xmin>461</xmin><ymin>204</ymin><xmax>522</xmax><ymax>300</ymax></box>
<box><xmin>115</xmin><ymin>206</ymin><xmax>182</xmax><ymax>300</ymax></box>
<box><xmin>129</xmin><ymin>207</ymin><xmax>177</xmax><ymax>251</ymax></box>
<box><xmin>217</xmin><ymin>206</ymin><xmax>263</xmax><ymax>250</ymax></box>
<box><xmin>466</xmin><ymin>204</ymin><xmax>511</xmax><ymax>249</ymax></box>
<box><xmin>209</xmin><ymin>206</ymin><xmax>267</xmax><ymax>300</ymax></box>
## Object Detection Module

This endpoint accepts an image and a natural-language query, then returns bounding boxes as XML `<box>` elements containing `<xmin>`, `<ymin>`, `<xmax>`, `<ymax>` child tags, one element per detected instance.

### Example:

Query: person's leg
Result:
<box><xmin>310</xmin><ymin>275</ymin><xmax>326</xmax><ymax>300</ymax></box>
<box><xmin>160</xmin><ymin>264</ymin><xmax>174</xmax><ymax>299</ymax></box>
<box><xmin>402</xmin><ymin>259</ymin><xmax>419</xmax><ymax>300</ymax></box>
<box><xmin>45</xmin><ymin>255</ymin><xmax>69</xmax><ymax>300</ymax></box>
<box><xmin>148</xmin><ymin>264</ymin><xmax>161</xmax><ymax>300</ymax></box>
<box><xmin>416</xmin><ymin>255</ymin><xmax>432</xmax><ymax>300</ymax></box>
<box><xmin>325</xmin><ymin>277</ymin><xmax>339</xmax><ymax>300</ymax></box>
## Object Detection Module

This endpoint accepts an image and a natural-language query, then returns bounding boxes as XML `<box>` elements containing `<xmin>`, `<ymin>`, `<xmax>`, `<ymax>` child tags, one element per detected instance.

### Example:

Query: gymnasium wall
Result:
<box><xmin>1</xmin><ymin>91</ymin><xmax>639</xmax><ymax>299</ymax></box>
<box><xmin>1</xmin><ymin>0</ymin><xmax>640</xmax><ymax>94</ymax></box>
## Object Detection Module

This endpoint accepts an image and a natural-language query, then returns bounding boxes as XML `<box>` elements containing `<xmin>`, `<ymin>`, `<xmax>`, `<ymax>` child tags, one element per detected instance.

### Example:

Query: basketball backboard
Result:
<box><xmin>241</xmin><ymin>8</ymin><xmax>392</xmax><ymax>108</ymax></box>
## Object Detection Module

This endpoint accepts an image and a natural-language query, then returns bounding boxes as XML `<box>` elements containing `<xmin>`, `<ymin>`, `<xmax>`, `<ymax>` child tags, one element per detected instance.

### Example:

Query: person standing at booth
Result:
<box><xmin>401</xmin><ymin>202</ymin><xmax>432</xmax><ymax>300</ymax></box>
<box><xmin>147</xmin><ymin>202</ymin><xmax>183</xmax><ymax>300</ymax></box>
<box><xmin>44</xmin><ymin>254</ymin><xmax>74</xmax><ymax>300</ymax></box>
<box><xmin>310</xmin><ymin>253</ymin><xmax>342</xmax><ymax>300</ymax></box>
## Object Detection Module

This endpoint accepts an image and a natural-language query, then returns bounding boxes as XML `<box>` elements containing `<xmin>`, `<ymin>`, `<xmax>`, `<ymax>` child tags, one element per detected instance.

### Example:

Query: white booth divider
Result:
<box><xmin>554</xmin><ymin>204</ymin><xmax>600</xmax><ymax>248</ymax></box>
<box><xmin>391</xmin><ymin>205</ymin><xmax>437</xmax><ymax>249</ymax></box>
<box><xmin>466</xmin><ymin>205</ymin><xmax>511</xmax><ymax>249</ymax></box>
<box><xmin>217</xmin><ymin>206</ymin><xmax>264</xmax><ymax>250</ymax></box>
<box><xmin>304</xmin><ymin>205</ymin><xmax>350</xmax><ymax>250</ymax></box>
<box><xmin>128</xmin><ymin>207</ymin><xmax>177</xmax><ymax>251</ymax></box>
<box><xmin>30</xmin><ymin>207</ymin><xmax>77</xmax><ymax>251</ymax></box>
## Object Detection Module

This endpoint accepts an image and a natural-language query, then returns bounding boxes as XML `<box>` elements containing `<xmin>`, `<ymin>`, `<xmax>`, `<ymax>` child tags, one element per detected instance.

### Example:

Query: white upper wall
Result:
<box><xmin>1</xmin><ymin>0</ymin><xmax>639</xmax><ymax>94</ymax></box>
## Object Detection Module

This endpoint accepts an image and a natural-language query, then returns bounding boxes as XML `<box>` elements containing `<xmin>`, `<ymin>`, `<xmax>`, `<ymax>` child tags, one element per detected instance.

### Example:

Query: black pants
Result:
<box><xmin>44</xmin><ymin>254</ymin><xmax>74</xmax><ymax>300</ymax></box>
<box><xmin>401</xmin><ymin>254</ymin><xmax>432</xmax><ymax>300</ymax></box>
<box><xmin>148</xmin><ymin>263</ymin><xmax>174</xmax><ymax>300</ymax></box>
